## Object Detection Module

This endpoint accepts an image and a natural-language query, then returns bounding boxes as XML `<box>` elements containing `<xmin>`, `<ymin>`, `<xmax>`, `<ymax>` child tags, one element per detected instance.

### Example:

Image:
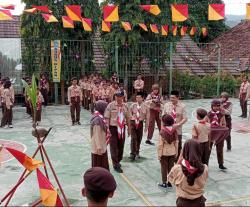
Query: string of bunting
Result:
<box><xmin>1</xmin><ymin>3</ymin><xmax>249</xmax><ymax>37</ymax></box>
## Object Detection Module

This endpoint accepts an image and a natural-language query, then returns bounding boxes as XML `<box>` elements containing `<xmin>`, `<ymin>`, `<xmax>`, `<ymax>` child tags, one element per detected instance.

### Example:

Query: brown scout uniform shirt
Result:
<box><xmin>91</xmin><ymin>125</ymin><xmax>107</xmax><ymax>154</ymax></box>
<box><xmin>157</xmin><ymin>134</ymin><xmax>179</xmax><ymax>157</ymax></box>
<box><xmin>168</xmin><ymin>164</ymin><xmax>208</xmax><ymax>200</ymax></box>
<box><xmin>192</xmin><ymin>121</ymin><xmax>211</xmax><ymax>143</ymax></box>
<box><xmin>67</xmin><ymin>85</ymin><xmax>83</xmax><ymax>103</ymax></box>
<box><xmin>163</xmin><ymin>102</ymin><xmax>187</xmax><ymax>135</ymax></box>
<box><xmin>133</xmin><ymin>80</ymin><xmax>144</xmax><ymax>91</ymax></box>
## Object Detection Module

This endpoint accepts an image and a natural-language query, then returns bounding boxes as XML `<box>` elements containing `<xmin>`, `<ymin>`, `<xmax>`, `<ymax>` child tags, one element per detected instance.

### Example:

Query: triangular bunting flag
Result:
<box><xmin>24</xmin><ymin>8</ymin><xmax>37</xmax><ymax>13</ymax></box>
<box><xmin>172</xmin><ymin>25</ymin><xmax>178</xmax><ymax>36</ymax></box>
<box><xmin>103</xmin><ymin>5</ymin><xmax>119</xmax><ymax>22</ymax></box>
<box><xmin>102</xmin><ymin>20</ymin><xmax>111</xmax><ymax>32</ymax></box>
<box><xmin>246</xmin><ymin>3</ymin><xmax>250</xmax><ymax>20</ymax></box>
<box><xmin>5</xmin><ymin>147</ymin><xmax>43</xmax><ymax>171</ymax></box>
<box><xmin>62</xmin><ymin>16</ymin><xmax>74</xmax><ymax>28</ymax></box>
<box><xmin>65</xmin><ymin>5</ymin><xmax>82</xmax><ymax>22</ymax></box>
<box><xmin>190</xmin><ymin>27</ymin><xmax>197</xmax><ymax>36</ymax></box>
<box><xmin>150</xmin><ymin>24</ymin><xmax>159</xmax><ymax>34</ymax></box>
<box><xmin>171</xmin><ymin>4</ymin><xmax>188</xmax><ymax>22</ymax></box>
<box><xmin>0</xmin><ymin>9</ymin><xmax>13</xmax><ymax>20</ymax></box>
<box><xmin>82</xmin><ymin>18</ymin><xmax>92</xmax><ymax>32</ymax></box>
<box><xmin>121</xmin><ymin>21</ymin><xmax>132</xmax><ymax>31</ymax></box>
<box><xmin>202</xmin><ymin>27</ymin><xmax>208</xmax><ymax>37</ymax></box>
<box><xmin>32</xmin><ymin>5</ymin><xmax>52</xmax><ymax>14</ymax></box>
<box><xmin>138</xmin><ymin>23</ymin><xmax>148</xmax><ymax>31</ymax></box>
<box><xmin>139</xmin><ymin>5</ymin><xmax>161</xmax><ymax>16</ymax></box>
<box><xmin>37</xmin><ymin>169</ymin><xmax>64</xmax><ymax>207</ymax></box>
<box><xmin>161</xmin><ymin>25</ymin><xmax>168</xmax><ymax>36</ymax></box>
<box><xmin>42</xmin><ymin>14</ymin><xmax>58</xmax><ymax>23</ymax></box>
<box><xmin>0</xmin><ymin>4</ymin><xmax>15</xmax><ymax>10</ymax></box>
<box><xmin>208</xmin><ymin>4</ymin><xmax>225</xmax><ymax>20</ymax></box>
<box><xmin>180</xmin><ymin>26</ymin><xmax>188</xmax><ymax>36</ymax></box>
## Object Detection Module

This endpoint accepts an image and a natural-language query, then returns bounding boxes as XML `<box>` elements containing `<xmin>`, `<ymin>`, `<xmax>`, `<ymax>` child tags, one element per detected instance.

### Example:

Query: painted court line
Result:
<box><xmin>207</xmin><ymin>195</ymin><xmax>250</xmax><ymax>206</ymax></box>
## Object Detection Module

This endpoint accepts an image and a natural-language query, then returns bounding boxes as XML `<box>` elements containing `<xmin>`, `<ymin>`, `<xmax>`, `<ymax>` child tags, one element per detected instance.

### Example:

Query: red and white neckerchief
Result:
<box><xmin>222</xmin><ymin>101</ymin><xmax>230</xmax><ymax>109</ymax></box>
<box><xmin>162</xmin><ymin>126</ymin><xmax>174</xmax><ymax>134</ymax></box>
<box><xmin>199</xmin><ymin>120</ymin><xmax>206</xmax><ymax>125</ymax></box>
<box><xmin>117</xmin><ymin>106</ymin><xmax>125</xmax><ymax>139</ymax></box>
<box><xmin>211</xmin><ymin>110</ymin><xmax>220</xmax><ymax>127</ymax></box>
<box><xmin>93</xmin><ymin>111</ymin><xmax>111</xmax><ymax>144</ymax></box>
<box><xmin>171</xmin><ymin>105</ymin><xmax>177</xmax><ymax>123</ymax></box>
<box><xmin>40</xmin><ymin>79</ymin><xmax>47</xmax><ymax>89</ymax></box>
<box><xmin>182</xmin><ymin>159</ymin><xmax>198</xmax><ymax>174</ymax></box>
<box><xmin>135</xmin><ymin>103</ymin><xmax>141</xmax><ymax>129</ymax></box>
<box><xmin>72</xmin><ymin>86</ymin><xmax>79</xmax><ymax>97</ymax></box>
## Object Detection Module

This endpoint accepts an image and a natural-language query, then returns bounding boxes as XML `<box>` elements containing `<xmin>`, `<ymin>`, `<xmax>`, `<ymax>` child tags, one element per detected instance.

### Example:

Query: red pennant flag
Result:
<box><xmin>172</xmin><ymin>25</ymin><xmax>178</xmax><ymax>36</ymax></box>
<box><xmin>37</xmin><ymin>169</ymin><xmax>63</xmax><ymax>207</ymax></box>
<box><xmin>32</xmin><ymin>5</ymin><xmax>52</xmax><ymax>14</ymax></box>
<box><xmin>208</xmin><ymin>4</ymin><xmax>225</xmax><ymax>20</ymax></box>
<box><xmin>102</xmin><ymin>20</ymin><xmax>111</xmax><ymax>32</ymax></box>
<box><xmin>202</xmin><ymin>27</ymin><xmax>208</xmax><ymax>37</ymax></box>
<box><xmin>139</xmin><ymin>5</ymin><xmax>161</xmax><ymax>16</ymax></box>
<box><xmin>150</xmin><ymin>24</ymin><xmax>159</xmax><ymax>34</ymax></box>
<box><xmin>103</xmin><ymin>5</ymin><xmax>119</xmax><ymax>22</ymax></box>
<box><xmin>138</xmin><ymin>23</ymin><xmax>148</xmax><ymax>32</ymax></box>
<box><xmin>42</xmin><ymin>14</ymin><xmax>58</xmax><ymax>23</ymax></box>
<box><xmin>65</xmin><ymin>5</ymin><xmax>82</xmax><ymax>22</ymax></box>
<box><xmin>171</xmin><ymin>4</ymin><xmax>188</xmax><ymax>22</ymax></box>
<box><xmin>0</xmin><ymin>9</ymin><xmax>13</xmax><ymax>20</ymax></box>
<box><xmin>161</xmin><ymin>25</ymin><xmax>168</xmax><ymax>36</ymax></box>
<box><xmin>121</xmin><ymin>21</ymin><xmax>132</xmax><ymax>31</ymax></box>
<box><xmin>62</xmin><ymin>16</ymin><xmax>74</xmax><ymax>28</ymax></box>
<box><xmin>190</xmin><ymin>27</ymin><xmax>197</xmax><ymax>36</ymax></box>
<box><xmin>5</xmin><ymin>147</ymin><xmax>43</xmax><ymax>171</ymax></box>
<box><xmin>0</xmin><ymin>4</ymin><xmax>15</xmax><ymax>10</ymax></box>
<box><xmin>180</xmin><ymin>26</ymin><xmax>188</xmax><ymax>36</ymax></box>
<box><xmin>82</xmin><ymin>18</ymin><xmax>92</xmax><ymax>32</ymax></box>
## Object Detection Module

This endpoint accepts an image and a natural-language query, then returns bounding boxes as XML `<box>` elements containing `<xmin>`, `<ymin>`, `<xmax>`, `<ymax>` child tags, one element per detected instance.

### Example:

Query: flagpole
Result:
<box><xmin>41</xmin><ymin>145</ymin><xmax>70</xmax><ymax>207</ymax></box>
<box><xmin>1</xmin><ymin>128</ymin><xmax>52</xmax><ymax>206</ymax></box>
<box><xmin>30</xmin><ymin>199</ymin><xmax>42</xmax><ymax>207</ymax></box>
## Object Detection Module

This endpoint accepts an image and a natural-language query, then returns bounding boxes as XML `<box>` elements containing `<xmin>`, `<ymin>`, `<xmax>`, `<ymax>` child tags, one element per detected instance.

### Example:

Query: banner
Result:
<box><xmin>51</xmin><ymin>40</ymin><xmax>61</xmax><ymax>83</ymax></box>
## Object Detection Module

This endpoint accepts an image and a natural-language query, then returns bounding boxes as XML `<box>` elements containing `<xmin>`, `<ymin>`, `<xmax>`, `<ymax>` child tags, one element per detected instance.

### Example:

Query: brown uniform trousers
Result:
<box><xmin>70</xmin><ymin>97</ymin><xmax>81</xmax><ymax>123</ymax></box>
<box><xmin>177</xmin><ymin>135</ymin><xmax>183</xmax><ymax>161</ymax></box>
<box><xmin>225</xmin><ymin>115</ymin><xmax>232</xmax><ymax>150</ymax></box>
<box><xmin>240</xmin><ymin>93</ymin><xmax>248</xmax><ymax>117</ymax></box>
<box><xmin>1</xmin><ymin>104</ymin><xmax>13</xmax><ymax>126</ymax></box>
<box><xmin>35</xmin><ymin>109</ymin><xmax>42</xmax><ymax>122</ymax></box>
<box><xmin>130</xmin><ymin>120</ymin><xmax>143</xmax><ymax>156</ymax></box>
<box><xmin>209</xmin><ymin>140</ymin><xmax>224</xmax><ymax>165</ymax></box>
<box><xmin>147</xmin><ymin>109</ymin><xmax>161</xmax><ymax>140</ymax></box>
<box><xmin>40</xmin><ymin>88</ymin><xmax>48</xmax><ymax>106</ymax></box>
<box><xmin>109</xmin><ymin>126</ymin><xmax>125</xmax><ymax>168</ymax></box>
<box><xmin>91</xmin><ymin>151</ymin><xmax>109</xmax><ymax>171</ymax></box>
<box><xmin>200</xmin><ymin>142</ymin><xmax>210</xmax><ymax>165</ymax></box>
<box><xmin>176</xmin><ymin>196</ymin><xmax>206</xmax><ymax>207</ymax></box>
<box><xmin>160</xmin><ymin>155</ymin><xmax>175</xmax><ymax>183</ymax></box>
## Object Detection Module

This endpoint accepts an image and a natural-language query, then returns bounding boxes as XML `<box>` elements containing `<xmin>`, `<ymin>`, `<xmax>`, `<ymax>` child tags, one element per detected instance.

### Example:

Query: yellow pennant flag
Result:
<box><xmin>0</xmin><ymin>9</ymin><xmax>13</xmax><ymax>20</ymax></box>
<box><xmin>246</xmin><ymin>3</ymin><xmax>250</xmax><ymax>20</ymax></box>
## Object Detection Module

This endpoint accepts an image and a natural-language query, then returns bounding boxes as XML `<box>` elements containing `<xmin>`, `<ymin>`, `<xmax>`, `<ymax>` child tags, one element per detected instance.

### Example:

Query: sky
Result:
<box><xmin>0</xmin><ymin>0</ymin><xmax>249</xmax><ymax>16</ymax></box>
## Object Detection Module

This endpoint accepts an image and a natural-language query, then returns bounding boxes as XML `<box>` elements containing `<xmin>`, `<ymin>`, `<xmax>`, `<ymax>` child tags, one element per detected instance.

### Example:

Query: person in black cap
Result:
<box><xmin>82</xmin><ymin>167</ymin><xmax>117</xmax><ymax>207</ymax></box>
<box><xmin>163</xmin><ymin>90</ymin><xmax>187</xmax><ymax>161</ymax></box>
<box><xmin>104</xmin><ymin>89</ymin><xmax>131</xmax><ymax>173</ymax></box>
<box><xmin>206</xmin><ymin>99</ymin><xmax>228</xmax><ymax>170</ymax></box>
<box><xmin>67</xmin><ymin>77</ymin><xmax>83</xmax><ymax>126</ymax></box>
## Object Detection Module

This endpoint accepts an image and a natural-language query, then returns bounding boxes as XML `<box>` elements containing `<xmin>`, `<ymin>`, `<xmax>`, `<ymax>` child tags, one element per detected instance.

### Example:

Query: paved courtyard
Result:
<box><xmin>0</xmin><ymin>98</ymin><xmax>250</xmax><ymax>206</ymax></box>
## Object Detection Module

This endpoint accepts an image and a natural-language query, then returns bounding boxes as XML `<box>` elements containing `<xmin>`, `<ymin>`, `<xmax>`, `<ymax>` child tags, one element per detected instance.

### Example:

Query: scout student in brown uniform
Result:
<box><xmin>101</xmin><ymin>81</ymin><xmax>111</xmax><ymax>103</ymax></box>
<box><xmin>110</xmin><ymin>81</ymin><xmax>120</xmax><ymax>101</ymax></box>
<box><xmin>34</xmin><ymin>89</ymin><xmax>44</xmax><ymax>126</ymax></box>
<box><xmin>220</xmin><ymin>92</ymin><xmax>233</xmax><ymax>151</ymax></box>
<box><xmin>39</xmin><ymin>73</ymin><xmax>49</xmax><ymax>107</ymax></box>
<box><xmin>168</xmin><ymin>139</ymin><xmax>208</xmax><ymax>207</ymax></box>
<box><xmin>157</xmin><ymin>114</ymin><xmax>178</xmax><ymax>188</ymax></box>
<box><xmin>104</xmin><ymin>90</ymin><xmax>131</xmax><ymax>173</ymax></box>
<box><xmin>90</xmin><ymin>100</ymin><xmax>110</xmax><ymax>171</ymax></box>
<box><xmin>206</xmin><ymin>99</ymin><xmax>228</xmax><ymax>170</ymax></box>
<box><xmin>145</xmin><ymin>84</ymin><xmax>163</xmax><ymax>145</ymax></box>
<box><xmin>110</xmin><ymin>71</ymin><xmax>119</xmax><ymax>83</ymax></box>
<box><xmin>79</xmin><ymin>76</ymin><xmax>87</xmax><ymax>108</ymax></box>
<box><xmin>129</xmin><ymin>91</ymin><xmax>148</xmax><ymax>160</ymax></box>
<box><xmin>1</xmin><ymin>80</ymin><xmax>14</xmax><ymax>128</ymax></box>
<box><xmin>192</xmin><ymin>108</ymin><xmax>211</xmax><ymax>165</ymax></box>
<box><xmin>133</xmin><ymin>74</ymin><xmax>144</xmax><ymax>92</ymax></box>
<box><xmin>67</xmin><ymin>77</ymin><xmax>83</xmax><ymax>126</ymax></box>
<box><xmin>239</xmin><ymin>75</ymin><xmax>250</xmax><ymax>118</ymax></box>
<box><xmin>82</xmin><ymin>167</ymin><xmax>117</xmax><ymax>207</ymax></box>
<box><xmin>163</xmin><ymin>90</ymin><xmax>187</xmax><ymax>160</ymax></box>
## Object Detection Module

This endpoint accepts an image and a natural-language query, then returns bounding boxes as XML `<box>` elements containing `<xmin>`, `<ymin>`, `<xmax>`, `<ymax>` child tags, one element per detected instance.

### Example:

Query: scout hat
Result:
<box><xmin>115</xmin><ymin>90</ymin><xmax>125</xmax><ymax>97</ymax></box>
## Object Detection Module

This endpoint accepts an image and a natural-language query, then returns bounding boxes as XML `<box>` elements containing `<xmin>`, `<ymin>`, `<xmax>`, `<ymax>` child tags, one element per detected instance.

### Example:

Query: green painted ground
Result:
<box><xmin>0</xmin><ymin>99</ymin><xmax>250</xmax><ymax>206</ymax></box>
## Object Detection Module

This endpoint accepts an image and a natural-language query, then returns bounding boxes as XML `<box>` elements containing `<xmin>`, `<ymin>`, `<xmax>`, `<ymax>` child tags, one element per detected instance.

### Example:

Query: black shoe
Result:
<box><xmin>129</xmin><ymin>154</ymin><xmax>136</xmax><ymax>161</ymax></box>
<box><xmin>239</xmin><ymin>115</ymin><xmax>243</xmax><ymax>117</ymax></box>
<box><xmin>114</xmin><ymin>167</ymin><xmax>123</xmax><ymax>173</ymax></box>
<box><xmin>227</xmin><ymin>148</ymin><xmax>231</xmax><ymax>152</ymax></box>
<box><xmin>219</xmin><ymin>164</ymin><xmax>227</xmax><ymax>170</ymax></box>
<box><xmin>72</xmin><ymin>122</ymin><xmax>75</xmax><ymax>126</ymax></box>
<box><xmin>77</xmin><ymin>122</ymin><xmax>81</xmax><ymax>125</ymax></box>
<box><xmin>242</xmin><ymin>115</ymin><xmax>247</xmax><ymax>118</ymax></box>
<box><xmin>136</xmin><ymin>154</ymin><xmax>141</xmax><ymax>159</ymax></box>
<box><xmin>167</xmin><ymin>182</ymin><xmax>172</xmax><ymax>188</ymax></box>
<box><xmin>145</xmin><ymin>140</ymin><xmax>155</xmax><ymax>145</ymax></box>
<box><xmin>158</xmin><ymin>183</ymin><xmax>167</xmax><ymax>188</ymax></box>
